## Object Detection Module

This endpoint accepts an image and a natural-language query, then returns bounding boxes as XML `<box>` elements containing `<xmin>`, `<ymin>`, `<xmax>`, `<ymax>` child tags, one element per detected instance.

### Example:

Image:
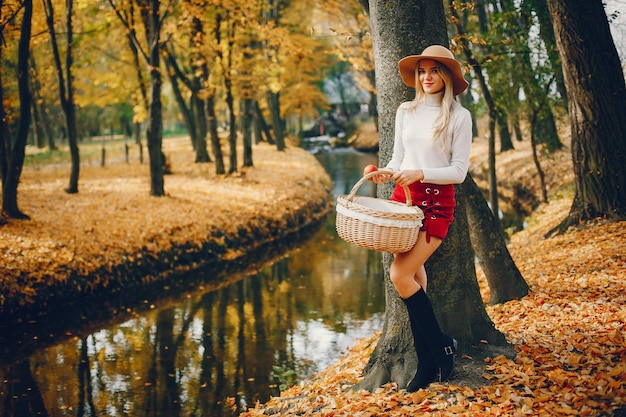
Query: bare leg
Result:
<box><xmin>390</xmin><ymin>231</ymin><xmax>442</xmax><ymax>299</ymax></box>
<box><xmin>414</xmin><ymin>265</ymin><xmax>427</xmax><ymax>291</ymax></box>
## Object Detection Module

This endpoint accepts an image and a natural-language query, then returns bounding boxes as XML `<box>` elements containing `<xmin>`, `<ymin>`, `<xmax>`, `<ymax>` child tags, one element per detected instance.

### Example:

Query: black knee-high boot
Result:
<box><xmin>403</xmin><ymin>287</ymin><xmax>457</xmax><ymax>383</ymax></box>
<box><xmin>404</xmin><ymin>301</ymin><xmax>437</xmax><ymax>391</ymax></box>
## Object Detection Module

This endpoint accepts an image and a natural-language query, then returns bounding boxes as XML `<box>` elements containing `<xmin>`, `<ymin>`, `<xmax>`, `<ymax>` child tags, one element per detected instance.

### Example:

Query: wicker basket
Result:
<box><xmin>336</xmin><ymin>169</ymin><xmax>424</xmax><ymax>253</ymax></box>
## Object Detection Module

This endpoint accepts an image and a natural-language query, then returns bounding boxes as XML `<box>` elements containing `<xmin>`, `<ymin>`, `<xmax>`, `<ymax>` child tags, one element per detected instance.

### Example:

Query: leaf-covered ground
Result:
<box><xmin>0</xmin><ymin>137</ymin><xmax>333</xmax><ymax>318</ymax></box>
<box><xmin>241</xmin><ymin>135</ymin><xmax>626</xmax><ymax>416</ymax></box>
<box><xmin>2</xmin><ymin>131</ymin><xmax>625</xmax><ymax>416</ymax></box>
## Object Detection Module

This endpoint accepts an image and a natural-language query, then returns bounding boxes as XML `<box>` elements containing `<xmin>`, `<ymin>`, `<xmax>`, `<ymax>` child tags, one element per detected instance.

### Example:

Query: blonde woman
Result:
<box><xmin>369</xmin><ymin>45</ymin><xmax>472</xmax><ymax>391</ymax></box>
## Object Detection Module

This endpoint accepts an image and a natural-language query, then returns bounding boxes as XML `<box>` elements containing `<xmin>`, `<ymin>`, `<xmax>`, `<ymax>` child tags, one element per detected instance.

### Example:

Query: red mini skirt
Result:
<box><xmin>390</xmin><ymin>182</ymin><xmax>456</xmax><ymax>242</ymax></box>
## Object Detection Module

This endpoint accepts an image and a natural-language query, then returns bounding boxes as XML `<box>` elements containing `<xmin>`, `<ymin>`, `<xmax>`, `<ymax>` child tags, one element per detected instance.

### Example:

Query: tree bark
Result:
<box><xmin>43</xmin><ymin>0</ymin><xmax>80</xmax><ymax>194</ymax></box>
<box><xmin>241</xmin><ymin>99</ymin><xmax>253</xmax><ymax>168</ymax></box>
<box><xmin>356</xmin><ymin>0</ymin><xmax>507</xmax><ymax>392</ymax></box>
<box><xmin>142</xmin><ymin>0</ymin><xmax>165</xmax><ymax>196</ymax></box>
<box><xmin>2</xmin><ymin>0</ymin><xmax>32</xmax><ymax>219</ymax></box>
<box><xmin>264</xmin><ymin>0</ymin><xmax>285</xmax><ymax>151</ymax></box>
<box><xmin>463</xmin><ymin>175</ymin><xmax>529</xmax><ymax>305</ymax></box>
<box><xmin>205</xmin><ymin>95</ymin><xmax>225</xmax><ymax>175</ymax></box>
<box><xmin>267</xmin><ymin>91</ymin><xmax>285</xmax><ymax>151</ymax></box>
<box><xmin>547</xmin><ymin>0</ymin><xmax>626</xmax><ymax>233</ymax></box>
<box><xmin>253</xmin><ymin>101</ymin><xmax>275</xmax><ymax>144</ymax></box>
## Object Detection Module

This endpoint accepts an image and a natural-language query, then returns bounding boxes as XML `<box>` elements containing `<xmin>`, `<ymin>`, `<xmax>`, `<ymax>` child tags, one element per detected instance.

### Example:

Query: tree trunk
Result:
<box><xmin>226</xmin><ymin>93</ymin><xmax>237</xmax><ymax>174</ymax></box>
<box><xmin>267</xmin><ymin>91</ymin><xmax>285</xmax><ymax>151</ymax></box>
<box><xmin>241</xmin><ymin>99</ymin><xmax>253</xmax><ymax>168</ymax></box>
<box><xmin>253</xmin><ymin>101</ymin><xmax>274</xmax><ymax>144</ymax></box>
<box><xmin>144</xmin><ymin>0</ymin><xmax>164</xmax><ymax>196</ymax></box>
<box><xmin>187</xmin><ymin>12</ymin><xmax>210</xmax><ymax>163</ymax></box>
<box><xmin>2</xmin><ymin>0</ymin><xmax>32</xmax><ymax>219</ymax></box>
<box><xmin>44</xmin><ymin>0</ymin><xmax>80</xmax><ymax>194</ymax></box>
<box><xmin>449</xmin><ymin>1</ymin><xmax>500</xmax><ymax>219</ymax></box>
<box><xmin>463</xmin><ymin>175</ymin><xmax>529</xmax><ymax>305</ymax></box>
<box><xmin>263</xmin><ymin>0</ymin><xmax>285</xmax><ymax>151</ymax></box>
<box><xmin>28</xmin><ymin>57</ymin><xmax>54</xmax><ymax>149</ymax></box>
<box><xmin>356</xmin><ymin>0</ymin><xmax>507</xmax><ymax>392</ymax></box>
<box><xmin>165</xmin><ymin>54</ymin><xmax>198</xmax><ymax>147</ymax></box>
<box><xmin>192</xmin><ymin>96</ymin><xmax>211</xmax><ymax>163</ymax></box>
<box><xmin>496</xmin><ymin>110</ymin><xmax>514</xmax><ymax>152</ymax></box>
<box><xmin>0</xmin><ymin>63</ymin><xmax>11</xmax><ymax>183</ymax></box>
<box><xmin>547</xmin><ymin>0</ymin><xmax>626</xmax><ymax>232</ymax></box>
<box><xmin>205</xmin><ymin>94</ymin><xmax>225</xmax><ymax>176</ymax></box>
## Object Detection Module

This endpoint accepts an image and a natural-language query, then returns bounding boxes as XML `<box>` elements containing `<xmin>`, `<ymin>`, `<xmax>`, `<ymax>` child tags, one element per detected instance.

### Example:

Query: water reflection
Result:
<box><xmin>0</xmin><ymin>150</ymin><xmax>383</xmax><ymax>417</ymax></box>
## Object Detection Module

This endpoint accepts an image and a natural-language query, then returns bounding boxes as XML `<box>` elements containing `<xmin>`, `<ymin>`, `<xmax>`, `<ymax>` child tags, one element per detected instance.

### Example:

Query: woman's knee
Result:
<box><xmin>389</xmin><ymin>261</ymin><xmax>415</xmax><ymax>289</ymax></box>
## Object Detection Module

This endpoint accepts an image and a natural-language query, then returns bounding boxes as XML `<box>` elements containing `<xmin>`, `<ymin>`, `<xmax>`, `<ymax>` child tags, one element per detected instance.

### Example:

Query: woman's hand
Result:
<box><xmin>363</xmin><ymin>165</ymin><xmax>392</xmax><ymax>184</ymax></box>
<box><xmin>392</xmin><ymin>169</ymin><xmax>424</xmax><ymax>186</ymax></box>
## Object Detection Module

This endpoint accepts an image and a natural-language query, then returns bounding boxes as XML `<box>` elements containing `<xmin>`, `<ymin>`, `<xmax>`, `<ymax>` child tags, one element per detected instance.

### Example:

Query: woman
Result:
<box><xmin>369</xmin><ymin>45</ymin><xmax>472</xmax><ymax>391</ymax></box>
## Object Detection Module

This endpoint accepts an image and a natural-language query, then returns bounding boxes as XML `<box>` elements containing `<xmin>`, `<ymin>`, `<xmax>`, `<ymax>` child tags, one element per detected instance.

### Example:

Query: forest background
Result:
<box><xmin>1</xmin><ymin>0</ymin><xmax>626</xmax><ymax>360</ymax></box>
<box><xmin>0</xmin><ymin>0</ymin><xmax>625</xmax><ymax>415</ymax></box>
<box><xmin>0</xmin><ymin>0</ymin><xmax>625</xmax><ymax>208</ymax></box>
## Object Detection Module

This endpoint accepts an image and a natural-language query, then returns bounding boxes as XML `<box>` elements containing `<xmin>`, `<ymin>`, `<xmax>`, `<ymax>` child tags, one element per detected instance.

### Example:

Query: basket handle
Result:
<box><xmin>347</xmin><ymin>169</ymin><xmax>413</xmax><ymax>207</ymax></box>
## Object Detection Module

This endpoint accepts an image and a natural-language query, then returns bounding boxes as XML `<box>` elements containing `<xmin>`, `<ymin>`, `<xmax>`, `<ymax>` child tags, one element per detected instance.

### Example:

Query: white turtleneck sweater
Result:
<box><xmin>385</xmin><ymin>93</ymin><xmax>472</xmax><ymax>185</ymax></box>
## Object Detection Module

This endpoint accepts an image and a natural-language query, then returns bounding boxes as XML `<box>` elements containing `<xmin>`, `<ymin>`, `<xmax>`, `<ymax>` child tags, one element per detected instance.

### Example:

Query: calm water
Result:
<box><xmin>0</xmin><ymin>149</ymin><xmax>384</xmax><ymax>417</ymax></box>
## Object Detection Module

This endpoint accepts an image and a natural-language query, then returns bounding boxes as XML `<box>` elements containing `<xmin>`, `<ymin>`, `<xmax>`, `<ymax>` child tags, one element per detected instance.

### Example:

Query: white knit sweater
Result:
<box><xmin>385</xmin><ymin>93</ymin><xmax>472</xmax><ymax>185</ymax></box>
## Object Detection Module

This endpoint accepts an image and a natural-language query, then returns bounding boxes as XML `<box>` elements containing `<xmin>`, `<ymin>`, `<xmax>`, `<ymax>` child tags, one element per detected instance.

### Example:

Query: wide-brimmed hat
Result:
<box><xmin>398</xmin><ymin>45</ymin><xmax>469</xmax><ymax>95</ymax></box>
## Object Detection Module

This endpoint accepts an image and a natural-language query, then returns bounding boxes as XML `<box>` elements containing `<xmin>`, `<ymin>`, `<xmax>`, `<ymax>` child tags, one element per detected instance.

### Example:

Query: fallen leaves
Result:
<box><xmin>0</xmin><ymin>137</ymin><xmax>333</xmax><ymax>318</ymax></box>
<box><xmin>240</xmin><ymin>136</ymin><xmax>625</xmax><ymax>416</ymax></box>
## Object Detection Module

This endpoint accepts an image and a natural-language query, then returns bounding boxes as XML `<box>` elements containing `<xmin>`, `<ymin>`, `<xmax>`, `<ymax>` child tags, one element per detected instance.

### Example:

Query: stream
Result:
<box><xmin>0</xmin><ymin>148</ymin><xmax>384</xmax><ymax>417</ymax></box>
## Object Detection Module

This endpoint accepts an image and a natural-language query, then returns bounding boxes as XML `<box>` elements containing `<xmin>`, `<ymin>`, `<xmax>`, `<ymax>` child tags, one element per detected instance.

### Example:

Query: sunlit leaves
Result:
<box><xmin>0</xmin><ymin>137</ymin><xmax>332</xmax><ymax>316</ymax></box>
<box><xmin>239</xmin><ymin>137</ymin><xmax>625</xmax><ymax>417</ymax></box>
<box><xmin>241</xmin><ymin>195</ymin><xmax>625</xmax><ymax>417</ymax></box>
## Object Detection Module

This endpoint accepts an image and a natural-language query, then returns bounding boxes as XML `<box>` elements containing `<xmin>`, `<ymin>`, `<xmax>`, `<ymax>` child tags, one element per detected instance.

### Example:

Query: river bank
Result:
<box><xmin>0</xmin><ymin>138</ymin><xmax>333</xmax><ymax>321</ymax></box>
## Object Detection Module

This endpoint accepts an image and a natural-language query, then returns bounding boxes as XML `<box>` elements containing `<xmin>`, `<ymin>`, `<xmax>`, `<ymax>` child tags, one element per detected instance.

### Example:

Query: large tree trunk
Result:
<box><xmin>264</xmin><ymin>0</ymin><xmax>285</xmax><ymax>152</ymax></box>
<box><xmin>43</xmin><ymin>0</ymin><xmax>79</xmax><ymax>194</ymax></box>
<box><xmin>63</xmin><ymin>0</ymin><xmax>79</xmax><ymax>194</ymax></box>
<box><xmin>187</xmin><ymin>12</ymin><xmax>211</xmax><ymax>163</ymax></box>
<box><xmin>143</xmin><ymin>0</ymin><xmax>165</xmax><ymax>196</ymax></box>
<box><xmin>547</xmin><ymin>0</ymin><xmax>626</xmax><ymax>232</ymax></box>
<box><xmin>356</xmin><ymin>0</ymin><xmax>507</xmax><ymax>392</ymax></box>
<box><xmin>1</xmin><ymin>0</ymin><xmax>32</xmax><ymax>219</ymax></box>
<box><xmin>463</xmin><ymin>175</ymin><xmax>529</xmax><ymax>305</ymax></box>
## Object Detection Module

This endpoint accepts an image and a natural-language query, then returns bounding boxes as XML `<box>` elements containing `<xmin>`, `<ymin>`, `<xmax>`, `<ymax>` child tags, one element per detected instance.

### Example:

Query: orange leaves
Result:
<box><xmin>239</xmin><ymin>187</ymin><xmax>626</xmax><ymax>416</ymax></box>
<box><xmin>0</xmin><ymin>138</ymin><xmax>332</xmax><ymax>317</ymax></box>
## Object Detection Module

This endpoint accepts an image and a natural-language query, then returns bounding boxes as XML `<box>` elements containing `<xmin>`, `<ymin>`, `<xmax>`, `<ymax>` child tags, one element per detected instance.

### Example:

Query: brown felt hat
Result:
<box><xmin>398</xmin><ymin>45</ymin><xmax>469</xmax><ymax>96</ymax></box>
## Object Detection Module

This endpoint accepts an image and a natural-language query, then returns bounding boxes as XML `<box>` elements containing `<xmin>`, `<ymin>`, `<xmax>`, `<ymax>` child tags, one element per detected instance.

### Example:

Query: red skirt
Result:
<box><xmin>390</xmin><ymin>182</ymin><xmax>456</xmax><ymax>242</ymax></box>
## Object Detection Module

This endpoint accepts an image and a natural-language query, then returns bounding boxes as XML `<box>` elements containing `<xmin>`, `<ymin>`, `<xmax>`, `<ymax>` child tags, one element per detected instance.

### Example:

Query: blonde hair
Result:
<box><xmin>406</xmin><ymin>61</ymin><xmax>456</xmax><ymax>148</ymax></box>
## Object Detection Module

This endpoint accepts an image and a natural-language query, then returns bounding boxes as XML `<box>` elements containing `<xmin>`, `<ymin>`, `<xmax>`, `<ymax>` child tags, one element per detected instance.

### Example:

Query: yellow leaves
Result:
<box><xmin>237</xmin><ymin>171</ymin><xmax>625</xmax><ymax>417</ymax></box>
<box><xmin>1</xmin><ymin>138</ymin><xmax>331</xmax><ymax>316</ymax></box>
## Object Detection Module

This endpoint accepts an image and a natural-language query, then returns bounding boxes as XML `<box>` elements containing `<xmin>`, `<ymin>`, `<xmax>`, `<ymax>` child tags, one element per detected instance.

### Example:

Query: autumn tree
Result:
<box><xmin>158</xmin><ymin>0</ymin><xmax>214</xmax><ymax>164</ymax></box>
<box><xmin>42</xmin><ymin>0</ymin><xmax>80</xmax><ymax>193</ymax></box>
<box><xmin>318</xmin><ymin>0</ymin><xmax>376</xmax><ymax>124</ymax></box>
<box><xmin>109</xmin><ymin>0</ymin><xmax>167</xmax><ymax>196</ymax></box>
<box><xmin>547</xmin><ymin>0</ymin><xmax>626</xmax><ymax>232</ymax></box>
<box><xmin>449</xmin><ymin>3</ymin><xmax>529</xmax><ymax>305</ymax></box>
<box><xmin>1</xmin><ymin>0</ymin><xmax>33</xmax><ymax>219</ymax></box>
<box><xmin>263</xmin><ymin>0</ymin><xmax>286</xmax><ymax>151</ymax></box>
<box><xmin>355</xmin><ymin>0</ymin><xmax>508</xmax><ymax>392</ymax></box>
